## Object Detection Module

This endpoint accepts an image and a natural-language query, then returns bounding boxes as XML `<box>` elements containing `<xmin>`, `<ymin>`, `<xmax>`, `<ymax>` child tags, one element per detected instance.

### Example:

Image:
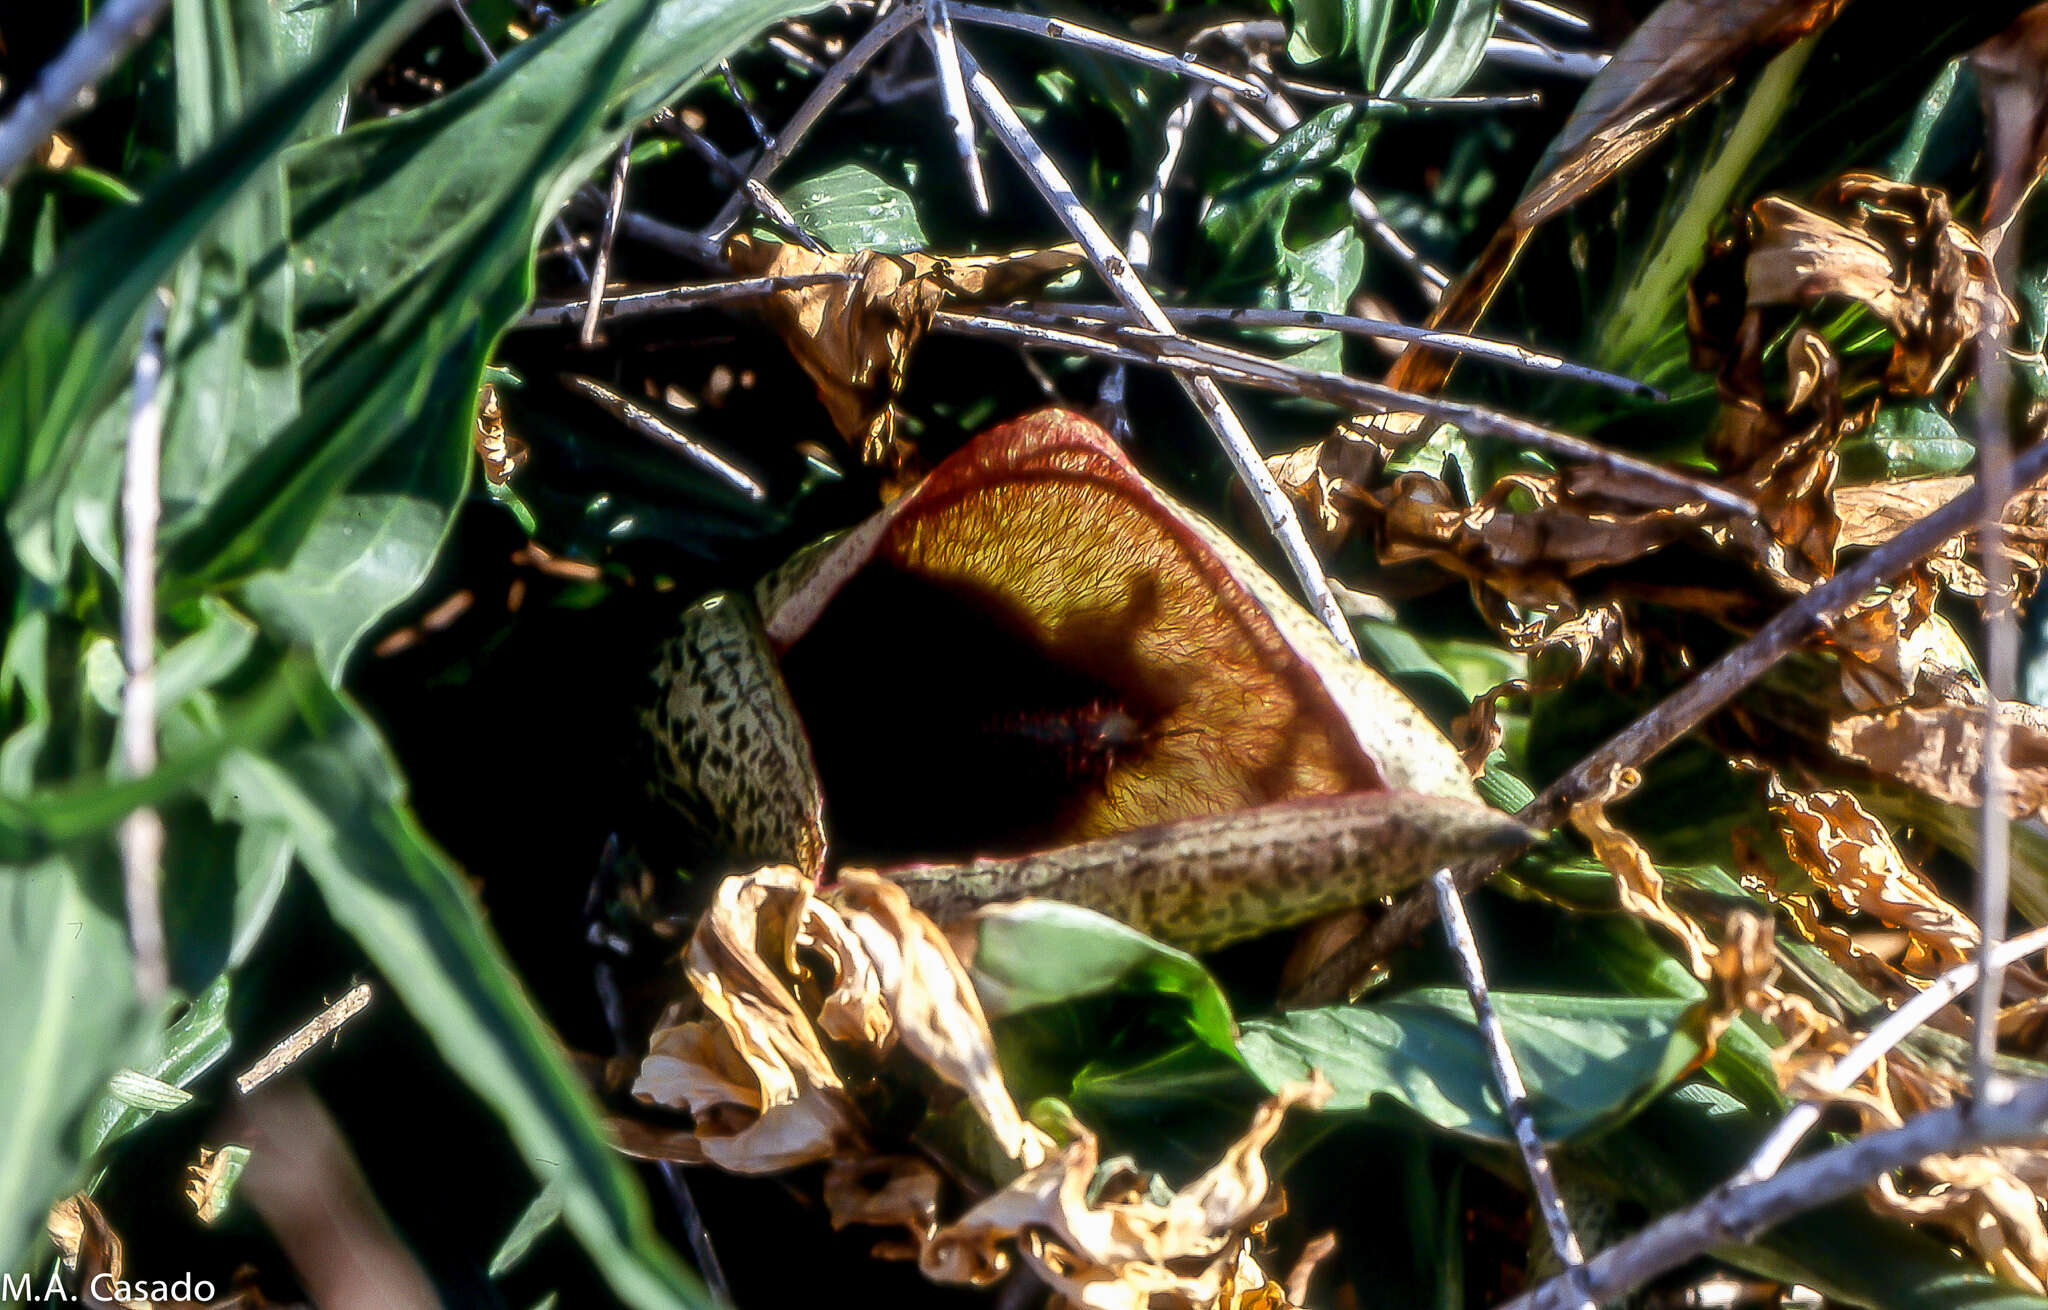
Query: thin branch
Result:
<box><xmin>1971</xmin><ymin>231</ymin><xmax>2023</xmax><ymax>1097</ymax></box>
<box><xmin>926</xmin><ymin>0</ymin><xmax>992</xmax><ymax>212</ymax></box>
<box><xmin>743</xmin><ymin>178</ymin><xmax>827</xmax><ymax>253</ymax></box>
<box><xmin>1433</xmin><ymin>870</ymin><xmax>1593</xmax><ymax>1309</ymax></box>
<box><xmin>948</xmin><ymin>37</ymin><xmax>1362</xmax><ymax>657</ymax></box>
<box><xmin>579</xmin><ymin>134</ymin><xmax>634</xmax><ymax>346</ymax></box>
<box><xmin>120</xmin><ymin>291</ymin><xmax>172</xmax><ymax>1005</ymax></box>
<box><xmin>1018</xmin><ymin>300</ymin><xmax>1661</xmax><ymax>399</ymax></box>
<box><xmin>516</xmin><ymin>271</ymin><xmax>853</xmax><ymax>328</ymax></box>
<box><xmin>1504</xmin><ymin>0</ymin><xmax>1595</xmax><ymax>33</ymax></box>
<box><xmin>1100</xmin><ymin>89</ymin><xmax>1204</xmax><ymax>441</ymax></box>
<box><xmin>947</xmin><ymin>2</ymin><xmax>1268</xmax><ymax>99</ymax></box>
<box><xmin>562</xmin><ymin>374</ymin><xmax>766</xmax><ymax>501</ymax></box>
<box><xmin>0</xmin><ymin>0</ymin><xmax>174</xmax><ymax>186</ymax></box>
<box><xmin>619</xmin><ymin>209</ymin><xmax>727</xmax><ymax>265</ymax></box>
<box><xmin>1736</xmin><ymin>923</ymin><xmax>2048</xmax><ymax>1184</ymax></box>
<box><xmin>721</xmin><ymin>58</ymin><xmax>776</xmax><ymax>147</ymax></box>
<box><xmin>705</xmin><ymin>2</ymin><xmax>923</xmax><ymax>242</ymax></box>
<box><xmin>934</xmin><ymin>308</ymin><xmax>1750</xmax><ymax>515</ymax></box>
<box><xmin>1495</xmin><ymin>1074</ymin><xmax>2048</xmax><ymax>1310</ymax></box>
<box><xmin>1484</xmin><ymin>37</ymin><xmax>1608</xmax><ymax>79</ymax></box>
<box><xmin>449</xmin><ymin>0</ymin><xmax>493</xmax><ymax>58</ymax></box>
<box><xmin>236</xmin><ymin>984</ymin><xmax>374</xmax><ymax>1094</ymax></box>
<box><xmin>1294</xmin><ymin>425</ymin><xmax>2048</xmax><ymax>1006</ymax></box>
<box><xmin>767</xmin><ymin>33</ymin><xmax>830</xmax><ymax>76</ymax></box>
<box><xmin>1268</xmin><ymin>76</ymin><xmax>1543</xmax><ymax>113</ymax></box>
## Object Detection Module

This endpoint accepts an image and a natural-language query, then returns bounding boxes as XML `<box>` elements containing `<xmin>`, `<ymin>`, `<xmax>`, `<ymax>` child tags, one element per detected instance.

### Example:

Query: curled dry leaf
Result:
<box><xmin>1311</xmin><ymin>0</ymin><xmax>1855</xmax><ymax>458</ymax></box>
<box><xmin>917</xmin><ymin>1080</ymin><xmax>1328</xmax><ymax>1310</ymax></box>
<box><xmin>1826</xmin><ymin>698</ymin><xmax>2048</xmax><ymax>822</ymax></box>
<box><xmin>1568</xmin><ymin>778</ymin><xmax>1718</xmax><ymax>980</ymax></box>
<box><xmin>634</xmin><ymin>867</ymin><xmax>1320</xmax><ymax>1310</ymax></box>
<box><xmin>1836</xmin><ymin>474</ymin><xmax>2048</xmax><ymax>605</ymax></box>
<box><xmin>472</xmin><ymin>382</ymin><xmax>523</xmax><ymax>486</ymax></box>
<box><xmin>1695</xmin><ymin>175</ymin><xmax>2018</xmax><ymax>400</ymax></box>
<box><xmin>1762</xmin><ymin>782</ymin><xmax>2043</xmax><ymax>988</ymax></box>
<box><xmin>727</xmin><ymin>235</ymin><xmax>1084</xmax><ymax>474</ymax></box>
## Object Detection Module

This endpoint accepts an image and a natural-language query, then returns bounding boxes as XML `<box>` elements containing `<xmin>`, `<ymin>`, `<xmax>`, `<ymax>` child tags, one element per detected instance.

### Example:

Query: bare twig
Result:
<box><xmin>1434</xmin><ymin>870</ymin><xmax>1593</xmax><ymax>1309</ymax></box>
<box><xmin>926</xmin><ymin>0</ymin><xmax>991</xmax><ymax>212</ymax></box>
<box><xmin>1099</xmin><ymin>89</ymin><xmax>1204</xmax><ymax>441</ymax></box>
<box><xmin>766</xmin><ymin>33</ymin><xmax>830</xmax><ymax>76</ymax></box>
<box><xmin>1295</xmin><ymin>426</ymin><xmax>2048</xmax><ymax>1005</ymax></box>
<box><xmin>743</xmin><ymin>178</ymin><xmax>828</xmax><ymax>253</ymax></box>
<box><xmin>1269</xmin><ymin>76</ymin><xmax>1542</xmax><ymax>113</ymax></box>
<box><xmin>562</xmin><ymin>374</ymin><xmax>766</xmax><ymax>501</ymax></box>
<box><xmin>1504</xmin><ymin>0</ymin><xmax>1595</xmax><ymax>33</ymax></box>
<box><xmin>449</xmin><ymin>0</ymin><xmax>493</xmax><ymax>58</ymax></box>
<box><xmin>120</xmin><ymin>291</ymin><xmax>172</xmax><ymax>1005</ymax></box>
<box><xmin>1971</xmin><ymin>237</ymin><xmax>2022</xmax><ymax>1098</ymax></box>
<box><xmin>933</xmin><ymin>308</ymin><xmax>1749</xmax><ymax>515</ymax></box>
<box><xmin>579</xmin><ymin>135</ymin><xmax>634</xmax><ymax>347</ymax></box>
<box><xmin>517</xmin><ymin>271</ymin><xmax>853</xmax><ymax>328</ymax></box>
<box><xmin>619</xmin><ymin>210</ymin><xmax>726</xmax><ymax>265</ymax></box>
<box><xmin>1496</xmin><ymin>1074</ymin><xmax>2048</xmax><ymax>1310</ymax></box>
<box><xmin>236</xmin><ymin>984</ymin><xmax>374</xmax><ymax>1094</ymax></box>
<box><xmin>1018</xmin><ymin>300</ymin><xmax>1660</xmax><ymax>399</ymax></box>
<box><xmin>1737</xmin><ymin>923</ymin><xmax>2048</xmax><ymax>1184</ymax></box>
<box><xmin>721</xmin><ymin>58</ymin><xmax>775</xmax><ymax>147</ymax></box>
<box><xmin>948</xmin><ymin>38</ymin><xmax>1361</xmax><ymax>656</ymax></box>
<box><xmin>1484</xmin><ymin>37</ymin><xmax>1608</xmax><ymax>78</ymax></box>
<box><xmin>947</xmin><ymin>2</ymin><xmax>1268</xmax><ymax>99</ymax></box>
<box><xmin>0</xmin><ymin>0</ymin><xmax>174</xmax><ymax>186</ymax></box>
<box><xmin>705</xmin><ymin>2</ymin><xmax>923</xmax><ymax>242</ymax></box>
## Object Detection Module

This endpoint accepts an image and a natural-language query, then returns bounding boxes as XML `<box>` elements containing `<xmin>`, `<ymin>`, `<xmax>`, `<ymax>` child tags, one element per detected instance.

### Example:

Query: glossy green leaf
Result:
<box><xmin>164</xmin><ymin>0</ymin><xmax>820</xmax><ymax>675</ymax></box>
<box><xmin>0</xmin><ymin>859</ymin><xmax>150</xmax><ymax>1273</ymax></box>
<box><xmin>966</xmin><ymin>900</ymin><xmax>1237</xmax><ymax>1054</ymax></box>
<box><xmin>1238</xmin><ymin>988</ymin><xmax>1701</xmax><ymax>1144</ymax></box>
<box><xmin>1383</xmin><ymin>0</ymin><xmax>1497</xmax><ymax>99</ymax></box>
<box><xmin>1839</xmin><ymin>400</ymin><xmax>1974</xmax><ymax>481</ymax></box>
<box><xmin>785</xmin><ymin>162</ymin><xmax>927</xmax><ymax>253</ymax></box>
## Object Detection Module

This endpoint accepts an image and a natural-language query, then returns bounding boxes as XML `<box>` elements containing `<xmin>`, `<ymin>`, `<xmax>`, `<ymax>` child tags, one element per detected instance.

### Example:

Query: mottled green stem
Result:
<box><xmin>879</xmin><ymin>791</ymin><xmax>1534</xmax><ymax>953</ymax></box>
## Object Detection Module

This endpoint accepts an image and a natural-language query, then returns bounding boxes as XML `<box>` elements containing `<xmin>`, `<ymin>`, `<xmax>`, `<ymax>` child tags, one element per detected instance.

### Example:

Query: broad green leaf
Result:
<box><xmin>1838</xmin><ymin>401</ymin><xmax>1974</xmax><ymax>481</ymax></box>
<box><xmin>785</xmin><ymin>162</ymin><xmax>927</xmax><ymax>253</ymax></box>
<box><xmin>1198</xmin><ymin>105</ymin><xmax>1370</xmax><ymax>373</ymax></box>
<box><xmin>1238</xmin><ymin>989</ymin><xmax>1701</xmax><ymax>1144</ymax></box>
<box><xmin>163</xmin><ymin>0</ymin><xmax>821</xmax><ymax>674</ymax></box>
<box><xmin>219</xmin><ymin>674</ymin><xmax>712</xmax><ymax>1310</ymax></box>
<box><xmin>0</xmin><ymin>0</ymin><xmax>437</xmax><ymax>566</ymax></box>
<box><xmin>0</xmin><ymin>859</ymin><xmax>149</xmax><ymax>1273</ymax></box>
<box><xmin>965</xmin><ymin>900</ymin><xmax>1237</xmax><ymax>1054</ymax></box>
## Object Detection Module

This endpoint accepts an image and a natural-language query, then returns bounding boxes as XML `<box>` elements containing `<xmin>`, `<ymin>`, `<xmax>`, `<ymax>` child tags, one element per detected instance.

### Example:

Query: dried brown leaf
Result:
<box><xmin>1827</xmin><ymin>699</ymin><xmax>2048</xmax><ymax>820</ymax></box>
<box><xmin>1837</xmin><ymin>475</ymin><xmax>2048</xmax><ymax>603</ymax></box>
<box><xmin>1569</xmin><ymin>778</ymin><xmax>1718</xmax><ymax>979</ymax></box>
<box><xmin>727</xmin><ymin>236</ymin><xmax>1083</xmax><ymax>473</ymax></box>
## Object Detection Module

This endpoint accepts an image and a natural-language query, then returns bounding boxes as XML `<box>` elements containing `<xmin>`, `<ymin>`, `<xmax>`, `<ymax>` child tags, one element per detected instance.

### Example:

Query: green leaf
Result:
<box><xmin>965</xmin><ymin>901</ymin><xmax>1237</xmax><ymax>1054</ymax></box>
<box><xmin>784</xmin><ymin>162</ymin><xmax>927</xmax><ymax>253</ymax></box>
<box><xmin>0</xmin><ymin>859</ymin><xmax>150</xmax><ymax>1273</ymax></box>
<box><xmin>0</xmin><ymin>0</ymin><xmax>437</xmax><ymax>571</ymax></box>
<box><xmin>1383</xmin><ymin>0</ymin><xmax>1497</xmax><ymax>100</ymax></box>
<box><xmin>1237</xmin><ymin>989</ymin><xmax>1701</xmax><ymax>1144</ymax></box>
<box><xmin>82</xmin><ymin>976</ymin><xmax>233</xmax><ymax>1157</ymax></box>
<box><xmin>162</xmin><ymin>0</ymin><xmax>821</xmax><ymax>674</ymax></box>
<box><xmin>1838</xmin><ymin>400</ymin><xmax>1974</xmax><ymax>481</ymax></box>
<box><xmin>220</xmin><ymin>673</ymin><xmax>712</xmax><ymax>1310</ymax></box>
